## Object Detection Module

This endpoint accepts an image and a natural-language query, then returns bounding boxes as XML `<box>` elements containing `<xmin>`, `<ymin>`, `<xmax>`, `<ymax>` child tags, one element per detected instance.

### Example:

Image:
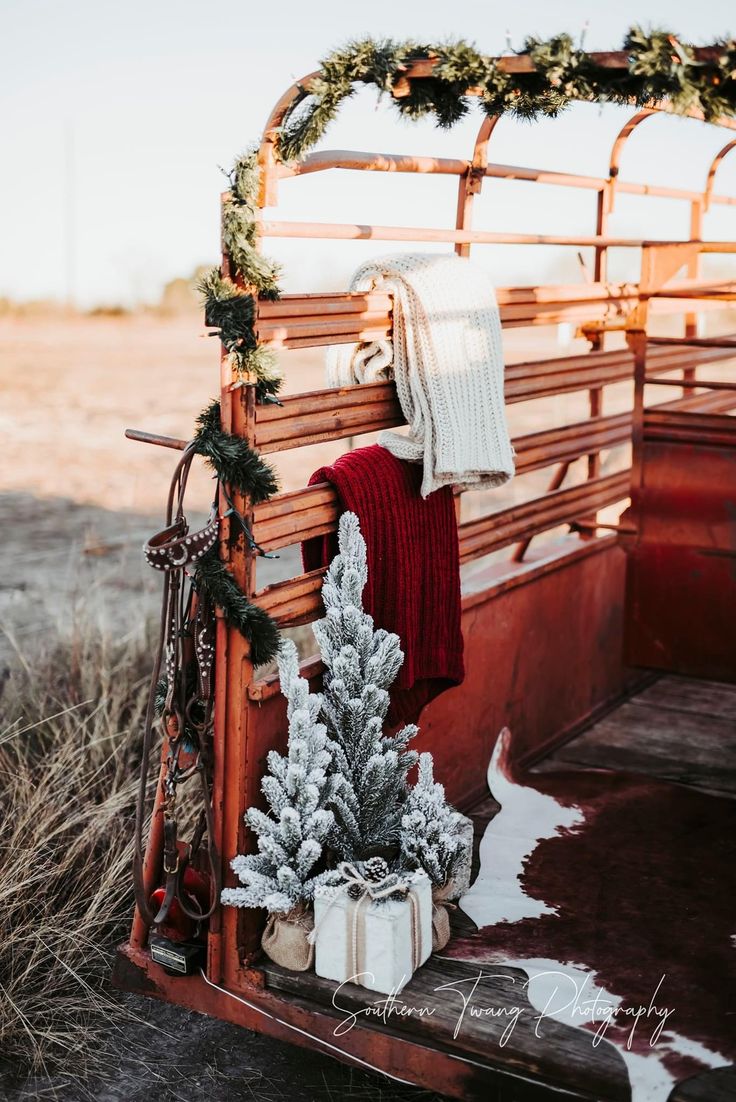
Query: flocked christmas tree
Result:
<box><xmin>221</xmin><ymin>638</ymin><xmax>339</xmax><ymax>915</ymax></box>
<box><xmin>223</xmin><ymin>512</ymin><xmax>472</xmax><ymax>968</ymax></box>
<box><xmin>314</xmin><ymin>512</ymin><xmax>419</xmax><ymax>861</ymax></box>
<box><xmin>400</xmin><ymin>752</ymin><xmax>469</xmax><ymax>890</ymax></box>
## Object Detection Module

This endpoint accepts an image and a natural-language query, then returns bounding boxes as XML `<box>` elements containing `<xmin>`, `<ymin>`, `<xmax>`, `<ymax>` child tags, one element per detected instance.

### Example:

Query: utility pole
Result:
<box><xmin>64</xmin><ymin>123</ymin><xmax>76</xmax><ymax>309</ymax></box>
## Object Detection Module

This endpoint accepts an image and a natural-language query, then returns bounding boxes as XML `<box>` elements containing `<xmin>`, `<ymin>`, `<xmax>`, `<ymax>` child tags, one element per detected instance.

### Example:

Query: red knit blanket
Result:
<box><xmin>302</xmin><ymin>445</ymin><xmax>464</xmax><ymax>725</ymax></box>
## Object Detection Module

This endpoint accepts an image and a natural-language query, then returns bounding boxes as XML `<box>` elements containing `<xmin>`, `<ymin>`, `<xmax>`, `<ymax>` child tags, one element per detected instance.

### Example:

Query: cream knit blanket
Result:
<box><xmin>326</xmin><ymin>253</ymin><xmax>515</xmax><ymax>498</ymax></box>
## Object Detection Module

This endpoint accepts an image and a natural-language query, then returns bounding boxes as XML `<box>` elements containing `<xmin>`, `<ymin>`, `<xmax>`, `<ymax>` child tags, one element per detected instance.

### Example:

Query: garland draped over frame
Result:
<box><xmin>193</xmin><ymin>25</ymin><xmax>736</xmax><ymax>666</ymax></box>
<box><xmin>199</xmin><ymin>27</ymin><xmax>736</xmax><ymax>390</ymax></box>
<box><xmin>188</xmin><ymin>399</ymin><xmax>282</xmax><ymax>667</ymax></box>
<box><xmin>194</xmin><ymin>144</ymin><xmax>287</xmax><ymax>664</ymax></box>
<box><xmin>276</xmin><ymin>29</ymin><xmax>736</xmax><ymax>162</ymax></box>
<box><xmin>198</xmin><ymin>187</ymin><xmax>283</xmax><ymax>404</ymax></box>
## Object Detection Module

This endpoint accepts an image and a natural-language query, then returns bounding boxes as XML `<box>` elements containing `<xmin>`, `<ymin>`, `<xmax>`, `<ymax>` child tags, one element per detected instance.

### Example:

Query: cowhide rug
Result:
<box><xmin>443</xmin><ymin>728</ymin><xmax>736</xmax><ymax>1102</ymax></box>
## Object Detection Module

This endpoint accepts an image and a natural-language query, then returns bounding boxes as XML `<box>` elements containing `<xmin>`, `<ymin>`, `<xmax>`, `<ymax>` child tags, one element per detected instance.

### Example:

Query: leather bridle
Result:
<box><xmin>133</xmin><ymin>445</ymin><xmax>222</xmax><ymax>932</ymax></box>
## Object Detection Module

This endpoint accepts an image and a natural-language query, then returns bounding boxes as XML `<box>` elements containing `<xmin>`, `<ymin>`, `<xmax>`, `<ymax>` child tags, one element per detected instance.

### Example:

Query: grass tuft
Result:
<box><xmin>0</xmin><ymin>623</ymin><xmax>152</xmax><ymax>1082</ymax></box>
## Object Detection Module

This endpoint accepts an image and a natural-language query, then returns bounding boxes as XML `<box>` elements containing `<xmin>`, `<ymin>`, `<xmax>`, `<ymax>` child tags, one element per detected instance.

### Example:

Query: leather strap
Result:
<box><xmin>144</xmin><ymin>517</ymin><xmax>218</xmax><ymax>571</ymax></box>
<box><xmin>133</xmin><ymin>444</ymin><xmax>222</xmax><ymax>933</ymax></box>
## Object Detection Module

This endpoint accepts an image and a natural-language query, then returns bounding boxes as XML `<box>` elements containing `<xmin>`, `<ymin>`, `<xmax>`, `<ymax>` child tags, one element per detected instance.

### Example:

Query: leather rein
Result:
<box><xmin>133</xmin><ymin>444</ymin><xmax>222</xmax><ymax>931</ymax></box>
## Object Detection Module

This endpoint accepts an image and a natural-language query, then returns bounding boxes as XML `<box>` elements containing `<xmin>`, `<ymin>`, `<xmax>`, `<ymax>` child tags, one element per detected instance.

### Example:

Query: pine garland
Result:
<box><xmin>276</xmin><ymin>30</ymin><xmax>736</xmax><ymax>162</ymax></box>
<box><xmin>198</xmin><ymin>268</ymin><xmax>256</xmax><ymax>350</ymax></box>
<box><xmin>192</xmin><ymin>399</ymin><xmax>278</xmax><ymax>505</ymax></box>
<box><xmin>188</xmin><ymin>399</ymin><xmax>281</xmax><ymax>666</ymax></box>
<box><xmin>202</xmin><ymin>29</ymin><xmax>736</xmax><ymax>403</ymax></box>
<box><xmin>197</xmin><ymin>268</ymin><xmax>282</xmax><ymax>402</ymax></box>
<box><xmin>199</xmin><ymin>148</ymin><xmax>284</xmax><ymax>401</ymax></box>
<box><xmin>195</xmin><ymin>546</ymin><xmax>281</xmax><ymax>668</ymax></box>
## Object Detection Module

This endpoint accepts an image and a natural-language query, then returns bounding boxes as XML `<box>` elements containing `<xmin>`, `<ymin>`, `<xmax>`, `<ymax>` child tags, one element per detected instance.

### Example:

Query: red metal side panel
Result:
<box><xmin>415</xmin><ymin>538</ymin><xmax>639</xmax><ymax>808</ymax></box>
<box><xmin>626</xmin><ymin>411</ymin><xmax>736</xmax><ymax>681</ymax></box>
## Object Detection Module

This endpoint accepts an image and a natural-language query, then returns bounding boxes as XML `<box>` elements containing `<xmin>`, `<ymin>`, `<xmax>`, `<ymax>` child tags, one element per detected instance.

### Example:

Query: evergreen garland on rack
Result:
<box><xmin>192</xmin><ymin>399</ymin><xmax>278</xmax><ymax>506</ymax></box>
<box><xmin>191</xmin><ymin>145</ymin><xmax>285</xmax><ymax>666</ymax></box>
<box><xmin>199</xmin><ymin>147</ymin><xmax>283</xmax><ymax>404</ymax></box>
<box><xmin>199</xmin><ymin>28</ymin><xmax>736</xmax><ymax>399</ymax></box>
<box><xmin>195</xmin><ymin>546</ymin><xmax>281</xmax><ymax>667</ymax></box>
<box><xmin>276</xmin><ymin>29</ymin><xmax>736</xmax><ymax>162</ymax></box>
<box><xmin>183</xmin><ymin>398</ymin><xmax>281</xmax><ymax>666</ymax></box>
<box><xmin>222</xmin><ymin>148</ymin><xmax>282</xmax><ymax>300</ymax></box>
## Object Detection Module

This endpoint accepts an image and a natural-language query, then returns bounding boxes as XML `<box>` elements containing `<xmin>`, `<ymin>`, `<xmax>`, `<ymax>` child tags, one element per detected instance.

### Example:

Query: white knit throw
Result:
<box><xmin>326</xmin><ymin>253</ymin><xmax>515</xmax><ymax>498</ymax></box>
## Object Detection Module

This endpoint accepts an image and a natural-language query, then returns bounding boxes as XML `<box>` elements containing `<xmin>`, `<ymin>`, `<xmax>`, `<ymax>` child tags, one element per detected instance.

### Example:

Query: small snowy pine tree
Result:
<box><xmin>315</xmin><ymin>512</ymin><xmax>418</xmax><ymax>860</ymax></box>
<box><xmin>400</xmin><ymin>752</ymin><xmax>467</xmax><ymax>889</ymax></box>
<box><xmin>221</xmin><ymin>639</ymin><xmax>338</xmax><ymax>914</ymax></box>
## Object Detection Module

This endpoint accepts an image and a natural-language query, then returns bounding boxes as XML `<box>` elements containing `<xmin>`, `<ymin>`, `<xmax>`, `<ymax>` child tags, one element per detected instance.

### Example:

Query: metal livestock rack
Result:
<box><xmin>116</xmin><ymin>50</ymin><xmax>736</xmax><ymax>1100</ymax></box>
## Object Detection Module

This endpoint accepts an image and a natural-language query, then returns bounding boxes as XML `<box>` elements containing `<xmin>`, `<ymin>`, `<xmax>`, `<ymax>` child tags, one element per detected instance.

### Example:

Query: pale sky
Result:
<box><xmin>2</xmin><ymin>0</ymin><xmax>736</xmax><ymax>307</ymax></box>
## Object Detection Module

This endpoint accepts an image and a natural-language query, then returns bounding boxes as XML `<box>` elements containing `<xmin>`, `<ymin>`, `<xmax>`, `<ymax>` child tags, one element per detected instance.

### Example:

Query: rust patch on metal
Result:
<box><xmin>111</xmin><ymin>944</ymin><xmax>160</xmax><ymax>996</ymax></box>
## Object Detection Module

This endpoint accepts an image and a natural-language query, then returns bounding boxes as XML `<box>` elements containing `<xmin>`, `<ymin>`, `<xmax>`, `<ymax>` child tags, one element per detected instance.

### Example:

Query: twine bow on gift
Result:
<box><xmin>430</xmin><ymin>878</ymin><xmax>459</xmax><ymax>951</ymax></box>
<box><xmin>310</xmin><ymin>862</ymin><xmax>424</xmax><ymax>980</ymax></box>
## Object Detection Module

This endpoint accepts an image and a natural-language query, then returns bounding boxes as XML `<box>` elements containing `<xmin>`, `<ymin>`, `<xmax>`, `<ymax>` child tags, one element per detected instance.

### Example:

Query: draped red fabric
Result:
<box><xmin>302</xmin><ymin>444</ymin><xmax>464</xmax><ymax>726</ymax></box>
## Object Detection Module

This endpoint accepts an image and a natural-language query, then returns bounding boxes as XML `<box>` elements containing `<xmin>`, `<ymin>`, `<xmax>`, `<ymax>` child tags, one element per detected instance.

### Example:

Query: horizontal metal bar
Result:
<box><xmin>255</xmin><ymin>283</ymin><xmax>734</xmax><ymax>352</ymax></box>
<box><xmin>252</xmin><ymin>470</ymin><xmax>631</xmax><ymax>625</ymax></box>
<box><xmin>281</xmin><ymin>150</ymin><xmax>469</xmax><ymax>178</ymax></box>
<box><xmin>255</xmin><ymin>568</ymin><xmax>326</xmax><ymax>627</ymax></box>
<box><xmin>644</xmin><ymin>408</ymin><xmax>736</xmax><ymax>447</ymax></box>
<box><xmin>646</xmin><ymin>335</ymin><xmax>736</xmax><ymax>348</ymax></box>
<box><xmin>655</xmin><ymin>389</ymin><xmax>736</xmax><ymax>415</ymax></box>
<box><xmin>254</xmin><ymin>381</ymin><xmax>401</xmax><ymax>453</ymax></box>
<box><xmin>258</xmin><ymin>292</ymin><xmax>393</xmax><ymax>318</ymax></box>
<box><xmin>459</xmin><ymin>471</ymin><xmax>631</xmax><ymax>565</ymax></box>
<box><xmin>260</xmin><ymin>220</ymin><xmax>736</xmax><ymax>251</ymax></box>
<box><xmin>646</xmin><ymin>377</ymin><xmax>736</xmax><ymax>391</ymax></box>
<box><xmin>697</xmin><ymin>242</ymin><xmax>736</xmax><ymax>253</ymax></box>
<box><xmin>515</xmin><ymin>414</ymin><xmax>630</xmax><ymax>475</ymax></box>
<box><xmin>126</xmin><ymin>338</ymin><xmax>736</xmax><ymax>458</ymax></box>
<box><xmin>572</xmin><ymin>519</ymin><xmax>637</xmax><ymax>534</ymax></box>
<box><xmin>278</xmin><ymin>149</ymin><xmax>736</xmax><ymax>208</ymax></box>
<box><xmin>125</xmin><ymin>429</ymin><xmax>188</xmax><ymax>450</ymax></box>
<box><xmin>252</xmin><ymin>484</ymin><xmax>340</xmax><ymax>553</ymax></box>
<box><xmin>260</xmin><ymin>221</ymin><xmax>721</xmax><ymax>248</ymax></box>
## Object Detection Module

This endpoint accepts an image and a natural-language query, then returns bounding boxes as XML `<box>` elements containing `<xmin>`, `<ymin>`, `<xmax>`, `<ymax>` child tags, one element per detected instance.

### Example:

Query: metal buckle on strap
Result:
<box><xmin>163</xmin><ymin>852</ymin><xmax>180</xmax><ymax>876</ymax></box>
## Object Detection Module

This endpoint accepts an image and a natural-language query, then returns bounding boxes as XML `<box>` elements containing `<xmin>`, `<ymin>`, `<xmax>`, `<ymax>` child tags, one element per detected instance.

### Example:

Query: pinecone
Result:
<box><xmin>346</xmin><ymin>883</ymin><xmax>363</xmax><ymax>900</ymax></box>
<box><xmin>362</xmin><ymin>856</ymin><xmax>390</xmax><ymax>883</ymax></box>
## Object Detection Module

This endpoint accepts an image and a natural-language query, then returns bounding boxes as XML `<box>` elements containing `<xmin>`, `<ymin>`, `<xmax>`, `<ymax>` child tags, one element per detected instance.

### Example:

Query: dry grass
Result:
<box><xmin>0</xmin><ymin>622</ymin><xmax>153</xmax><ymax>1082</ymax></box>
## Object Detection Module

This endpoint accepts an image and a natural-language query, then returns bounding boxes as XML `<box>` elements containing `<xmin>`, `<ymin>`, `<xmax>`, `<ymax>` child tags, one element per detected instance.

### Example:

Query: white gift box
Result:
<box><xmin>313</xmin><ymin>870</ymin><xmax>432</xmax><ymax>994</ymax></box>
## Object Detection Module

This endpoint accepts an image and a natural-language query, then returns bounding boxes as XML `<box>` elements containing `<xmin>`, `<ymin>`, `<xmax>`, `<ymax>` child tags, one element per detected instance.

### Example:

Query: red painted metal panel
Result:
<box><xmin>626</xmin><ymin>412</ymin><xmax>736</xmax><ymax>680</ymax></box>
<box><xmin>627</xmin><ymin>546</ymin><xmax>736</xmax><ymax>680</ymax></box>
<box><xmin>416</xmin><ymin>538</ymin><xmax>641</xmax><ymax>807</ymax></box>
